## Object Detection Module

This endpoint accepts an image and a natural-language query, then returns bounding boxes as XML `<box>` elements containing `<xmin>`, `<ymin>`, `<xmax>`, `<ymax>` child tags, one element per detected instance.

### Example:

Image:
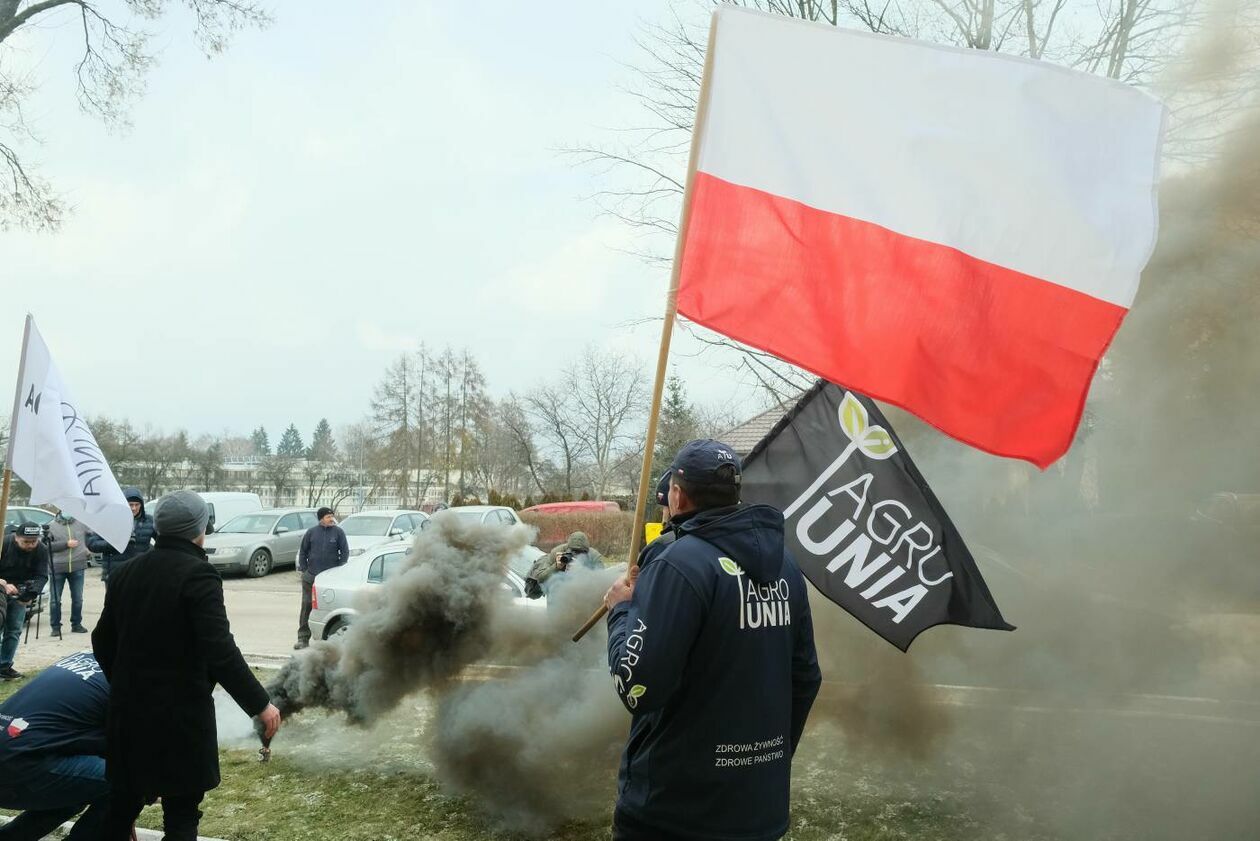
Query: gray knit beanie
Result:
<box><xmin>153</xmin><ymin>490</ymin><xmax>210</xmax><ymax>541</ymax></box>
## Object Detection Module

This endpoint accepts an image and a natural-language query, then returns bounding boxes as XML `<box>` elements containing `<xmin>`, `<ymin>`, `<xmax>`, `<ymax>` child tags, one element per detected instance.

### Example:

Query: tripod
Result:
<box><xmin>21</xmin><ymin>527</ymin><xmax>53</xmax><ymax>645</ymax></box>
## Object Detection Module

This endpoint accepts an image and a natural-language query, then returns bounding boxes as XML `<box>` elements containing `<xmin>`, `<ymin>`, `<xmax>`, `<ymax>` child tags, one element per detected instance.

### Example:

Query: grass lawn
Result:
<box><xmin>6</xmin><ymin>670</ymin><xmax>1254</xmax><ymax>841</ymax></box>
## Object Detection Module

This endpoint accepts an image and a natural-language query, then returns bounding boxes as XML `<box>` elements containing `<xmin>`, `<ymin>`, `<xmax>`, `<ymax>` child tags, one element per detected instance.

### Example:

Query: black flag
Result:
<box><xmin>741</xmin><ymin>380</ymin><xmax>1014</xmax><ymax>651</ymax></box>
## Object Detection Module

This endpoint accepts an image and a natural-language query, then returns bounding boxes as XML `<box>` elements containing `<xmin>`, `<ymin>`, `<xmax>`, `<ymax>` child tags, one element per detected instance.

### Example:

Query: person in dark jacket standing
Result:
<box><xmin>0</xmin><ymin>525</ymin><xmax>51</xmax><ymax>680</ymax></box>
<box><xmin>604</xmin><ymin>440</ymin><xmax>822</xmax><ymax>841</ymax></box>
<box><xmin>48</xmin><ymin>512</ymin><xmax>91</xmax><ymax>637</ymax></box>
<box><xmin>0</xmin><ymin>651</ymin><xmax>111</xmax><ymax>840</ymax></box>
<box><xmin>92</xmin><ymin>490</ymin><xmax>281</xmax><ymax>840</ymax></box>
<box><xmin>85</xmin><ymin>487</ymin><xmax>155</xmax><ymax>585</ymax></box>
<box><xmin>294</xmin><ymin>507</ymin><xmax>348</xmax><ymax>650</ymax></box>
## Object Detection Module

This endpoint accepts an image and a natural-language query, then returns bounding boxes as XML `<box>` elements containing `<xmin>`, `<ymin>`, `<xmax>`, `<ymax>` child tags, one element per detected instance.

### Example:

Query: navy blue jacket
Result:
<box><xmin>0</xmin><ymin>651</ymin><xmax>108</xmax><ymax>772</ymax></box>
<box><xmin>86</xmin><ymin>487</ymin><xmax>156</xmax><ymax>578</ymax></box>
<box><xmin>607</xmin><ymin>504</ymin><xmax>822</xmax><ymax>841</ymax></box>
<box><xmin>297</xmin><ymin>524</ymin><xmax>349</xmax><ymax>579</ymax></box>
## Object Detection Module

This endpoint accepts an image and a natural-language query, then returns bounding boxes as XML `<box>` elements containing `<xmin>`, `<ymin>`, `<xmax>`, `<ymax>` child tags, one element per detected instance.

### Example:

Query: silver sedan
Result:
<box><xmin>308</xmin><ymin>542</ymin><xmax>546</xmax><ymax>641</ymax></box>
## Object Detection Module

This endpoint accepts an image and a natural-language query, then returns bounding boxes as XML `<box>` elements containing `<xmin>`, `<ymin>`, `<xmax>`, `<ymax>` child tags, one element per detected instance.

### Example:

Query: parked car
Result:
<box><xmin>441</xmin><ymin>505</ymin><xmax>523</xmax><ymax>527</ymax></box>
<box><xmin>307</xmin><ymin>542</ymin><xmax>546</xmax><ymax>641</ymax></box>
<box><xmin>338</xmin><ymin>509</ymin><xmax>429</xmax><ymax>557</ymax></box>
<box><xmin>203</xmin><ymin>508</ymin><xmax>319</xmax><ymax>577</ymax></box>
<box><xmin>3</xmin><ymin>506</ymin><xmax>54</xmax><ymax>535</ymax></box>
<box><xmin>149</xmin><ymin>492</ymin><xmax>263</xmax><ymax>534</ymax></box>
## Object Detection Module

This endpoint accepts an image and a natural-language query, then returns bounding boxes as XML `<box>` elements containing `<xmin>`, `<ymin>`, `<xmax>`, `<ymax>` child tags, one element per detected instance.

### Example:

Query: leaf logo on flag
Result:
<box><xmin>839</xmin><ymin>392</ymin><xmax>898</xmax><ymax>460</ymax></box>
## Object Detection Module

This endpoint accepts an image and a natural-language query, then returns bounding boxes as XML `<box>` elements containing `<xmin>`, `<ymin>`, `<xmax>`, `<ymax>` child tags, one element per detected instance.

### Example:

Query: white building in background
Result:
<box><xmin>122</xmin><ymin>456</ymin><xmax>463</xmax><ymax>514</ymax></box>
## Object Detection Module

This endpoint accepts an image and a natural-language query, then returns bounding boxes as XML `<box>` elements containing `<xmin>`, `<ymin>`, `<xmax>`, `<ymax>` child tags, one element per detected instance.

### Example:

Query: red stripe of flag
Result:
<box><xmin>677</xmin><ymin>172</ymin><xmax>1127</xmax><ymax>468</ymax></box>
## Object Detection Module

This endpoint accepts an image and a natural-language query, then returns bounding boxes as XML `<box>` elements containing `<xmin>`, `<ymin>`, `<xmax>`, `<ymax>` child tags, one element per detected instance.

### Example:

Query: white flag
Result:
<box><xmin>6</xmin><ymin>316</ymin><xmax>133</xmax><ymax>552</ymax></box>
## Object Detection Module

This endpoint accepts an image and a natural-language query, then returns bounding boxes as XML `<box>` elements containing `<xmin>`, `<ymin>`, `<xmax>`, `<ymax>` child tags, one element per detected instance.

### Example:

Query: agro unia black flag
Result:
<box><xmin>741</xmin><ymin>380</ymin><xmax>1014</xmax><ymax>650</ymax></box>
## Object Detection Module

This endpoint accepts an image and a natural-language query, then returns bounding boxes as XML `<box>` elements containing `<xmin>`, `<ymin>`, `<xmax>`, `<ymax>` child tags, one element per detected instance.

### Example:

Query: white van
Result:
<box><xmin>150</xmin><ymin>492</ymin><xmax>263</xmax><ymax>534</ymax></box>
<box><xmin>200</xmin><ymin>492</ymin><xmax>263</xmax><ymax>532</ymax></box>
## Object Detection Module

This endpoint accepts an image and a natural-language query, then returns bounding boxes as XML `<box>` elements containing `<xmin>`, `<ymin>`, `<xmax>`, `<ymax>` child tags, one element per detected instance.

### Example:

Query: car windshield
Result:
<box><xmin>217</xmin><ymin>514</ymin><xmax>279</xmax><ymax>534</ymax></box>
<box><xmin>341</xmin><ymin>516</ymin><xmax>394</xmax><ymax>536</ymax></box>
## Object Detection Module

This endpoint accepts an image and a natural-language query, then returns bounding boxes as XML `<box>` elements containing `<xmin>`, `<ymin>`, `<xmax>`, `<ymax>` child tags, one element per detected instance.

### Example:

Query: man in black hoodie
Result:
<box><xmin>604</xmin><ymin>439</ymin><xmax>822</xmax><ymax>841</ymax></box>
<box><xmin>86</xmin><ymin>487</ymin><xmax>156</xmax><ymax>585</ymax></box>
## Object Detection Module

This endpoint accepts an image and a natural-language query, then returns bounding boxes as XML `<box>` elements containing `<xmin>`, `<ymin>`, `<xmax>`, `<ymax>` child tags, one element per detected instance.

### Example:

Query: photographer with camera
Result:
<box><xmin>526</xmin><ymin>531</ymin><xmax>604</xmax><ymax>600</ymax></box>
<box><xmin>0</xmin><ymin>524</ymin><xmax>51</xmax><ymax>680</ymax></box>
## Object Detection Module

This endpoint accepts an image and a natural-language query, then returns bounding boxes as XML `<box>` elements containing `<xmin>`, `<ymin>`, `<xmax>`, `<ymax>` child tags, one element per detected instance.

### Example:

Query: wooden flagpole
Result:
<box><xmin>0</xmin><ymin>316</ymin><xmax>33</xmax><ymax>535</ymax></box>
<box><xmin>572</xmin><ymin>13</ymin><xmax>721</xmax><ymax>643</ymax></box>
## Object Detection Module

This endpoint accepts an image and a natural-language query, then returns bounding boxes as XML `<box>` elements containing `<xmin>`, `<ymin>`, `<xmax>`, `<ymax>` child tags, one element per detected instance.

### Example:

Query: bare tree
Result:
<box><xmin>257</xmin><ymin>452</ymin><xmax>296</xmax><ymax>508</ymax></box>
<box><xmin>0</xmin><ymin>0</ymin><xmax>270</xmax><ymax>230</ymax></box>
<box><xmin>568</xmin><ymin>348</ymin><xmax>649</xmax><ymax>500</ymax></box>
<box><xmin>370</xmin><ymin>350</ymin><xmax>433</xmax><ymax>507</ymax></box>
<box><xmin>134</xmin><ymin>429</ymin><xmax>189</xmax><ymax>499</ymax></box>
<box><xmin>575</xmin><ymin>0</ymin><xmax>1244</xmax><ymax>404</ymax></box>
<box><xmin>524</xmin><ymin>384</ymin><xmax>585</xmax><ymax>499</ymax></box>
<box><xmin>469</xmin><ymin>399</ymin><xmax>534</xmax><ymax>501</ymax></box>
<box><xmin>501</xmin><ymin>395</ymin><xmax>549</xmax><ymax>496</ymax></box>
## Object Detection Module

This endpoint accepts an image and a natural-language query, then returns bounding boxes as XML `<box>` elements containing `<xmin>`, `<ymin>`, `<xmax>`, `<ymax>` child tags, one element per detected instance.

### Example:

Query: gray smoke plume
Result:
<box><xmin>265</xmin><ymin>513</ymin><xmax>535</xmax><ymax>724</ymax></box>
<box><xmin>799</xmin><ymin>11</ymin><xmax>1260</xmax><ymax>839</ymax></box>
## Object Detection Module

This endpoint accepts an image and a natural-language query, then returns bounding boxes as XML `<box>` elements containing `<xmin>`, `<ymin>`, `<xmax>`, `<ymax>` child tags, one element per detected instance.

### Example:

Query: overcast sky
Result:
<box><xmin>1</xmin><ymin>0</ymin><xmax>757</xmax><ymax>442</ymax></box>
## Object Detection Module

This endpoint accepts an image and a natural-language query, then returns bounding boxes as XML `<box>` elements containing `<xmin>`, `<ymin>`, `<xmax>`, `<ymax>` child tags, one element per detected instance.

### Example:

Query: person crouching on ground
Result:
<box><xmin>0</xmin><ymin>651</ymin><xmax>112</xmax><ymax>840</ymax></box>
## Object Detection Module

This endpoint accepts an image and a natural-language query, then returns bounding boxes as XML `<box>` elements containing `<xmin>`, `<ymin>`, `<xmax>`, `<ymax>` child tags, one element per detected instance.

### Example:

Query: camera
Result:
<box><xmin>557</xmin><ymin>550</ymin><xmax>575</xmax><ymax>568</ymax></box>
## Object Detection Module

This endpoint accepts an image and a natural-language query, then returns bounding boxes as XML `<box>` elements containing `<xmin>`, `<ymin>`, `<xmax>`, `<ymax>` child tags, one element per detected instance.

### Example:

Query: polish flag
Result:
<box><xmin>677</xmin><ymin>8</ymin><xmax>1165</xmax><ymax>468</ymax></box>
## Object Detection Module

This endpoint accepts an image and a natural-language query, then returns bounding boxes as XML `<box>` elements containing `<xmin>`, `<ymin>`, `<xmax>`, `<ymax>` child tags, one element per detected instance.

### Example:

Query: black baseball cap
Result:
<box><xmin>18</xmin><ymin>524</ymin><xmax>42</xmax><ymax>538</ymax></box>
<box><xmin>670</xmin><ymin>439</ymin><xmax>741</xmax><ymax>486</ymax></box>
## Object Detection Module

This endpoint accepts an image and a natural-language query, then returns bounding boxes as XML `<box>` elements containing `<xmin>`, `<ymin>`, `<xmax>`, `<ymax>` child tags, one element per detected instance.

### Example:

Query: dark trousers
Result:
<box><xmin>297</xmin><ymin>575</ymin><xmax>314</xmax><ymax>644</ymax></box>
<box><xmin>50</xmin><ymin>569</ymin><xmax>86</xmax><ymax>629</ymax></box>
<box><xmin>102</xmin><ymin>790</ymin><xmax>203</xmax><ymax>841</ymax></box>
<box><xmin>613</xmin><ymin>808</ymin><xmax>702</xmax><ymax>841</ymax></box>
<box><xmin>0</xmin><ymin>754</ymin><xmax>108</xmax><ymax>841</ymax></box>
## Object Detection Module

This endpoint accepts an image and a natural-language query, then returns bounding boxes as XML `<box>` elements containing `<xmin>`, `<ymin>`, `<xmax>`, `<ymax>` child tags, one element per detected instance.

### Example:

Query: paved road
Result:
<box><xmin>13</xmin><ymin>566</ymin><xmax>301</xmax><ymax>674</ymax></box>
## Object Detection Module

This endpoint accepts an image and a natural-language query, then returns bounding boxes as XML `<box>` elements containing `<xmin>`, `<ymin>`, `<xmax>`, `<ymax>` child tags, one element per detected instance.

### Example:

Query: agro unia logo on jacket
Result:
<box><xmin>719</xmin><ymin>557</ymin><xmax>792</xmax><ymax>630</ymax></box>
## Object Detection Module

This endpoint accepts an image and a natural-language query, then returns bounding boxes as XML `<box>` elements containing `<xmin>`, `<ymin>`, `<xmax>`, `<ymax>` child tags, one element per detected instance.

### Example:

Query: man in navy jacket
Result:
<box><xmin>605</xmin><ymin>440</ymin><xmax>822</xmax><ymax>841</ymax></box>
<box><xmin>294</xmin><ymin>507</ymin><xmax>348</xmax><ymax>649</ymax></box>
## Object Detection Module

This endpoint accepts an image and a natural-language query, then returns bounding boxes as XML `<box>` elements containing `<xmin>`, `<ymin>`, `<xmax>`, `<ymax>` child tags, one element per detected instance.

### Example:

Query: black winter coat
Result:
<box><xmin>91</xmin><ymin>536</ymin><xmax>270</xmax><ymax>796</ymax></box>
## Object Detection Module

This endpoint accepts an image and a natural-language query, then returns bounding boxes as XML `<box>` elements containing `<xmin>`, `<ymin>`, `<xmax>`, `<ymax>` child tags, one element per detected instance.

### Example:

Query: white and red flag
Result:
<box><xmin>677</xmin><ymin>8</ymin><xmax>1165</xmax><ymax>468</ymax></box>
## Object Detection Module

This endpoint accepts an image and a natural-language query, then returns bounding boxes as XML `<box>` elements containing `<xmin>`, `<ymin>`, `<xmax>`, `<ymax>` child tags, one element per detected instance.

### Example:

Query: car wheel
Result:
<box><xmin>325</xmin><ymin>619</ymin><xmax>351</xmax><ymax>640</ymax></box>
<box><xmin>245</xmin><ymin>549</ymin><xmax>273</xmax><ymax>578</ymax></box>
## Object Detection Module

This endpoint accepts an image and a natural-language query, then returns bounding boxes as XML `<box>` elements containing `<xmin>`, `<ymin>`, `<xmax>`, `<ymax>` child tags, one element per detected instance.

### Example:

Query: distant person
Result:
<box><xmin>526</xmin><ymin>531</ymin><xmax>603</xmax><ymax>599</ymax></box>
<box><xmin>0</xmin><ymin>651</ymin><xmax>111</xmax><ymax>840</ymax></box>
<box><xmin>603</xmin><ymin>439</ymin><xmax>822</xmax><ymax>841</ymax></box>
<box><xmin>48</xmin><ymin>511</ymin><xmax>91</xmax><ymax>638</ymax></box>
<box><xmin>92</xmin><ymin>490</ymin><xmax>281</xmax><ymax>841</ymax></box>
<box><xmin>294</xmin><ymin>507</ymin><xmax>348</xmax><ymax>650</ymax></box>
<box><xmin>639</xmin><ymin>469</ymin><xmax>677</xmax><ymax>571</ymax></box>
<box><xmin>0</xmin><ymin>524</ymin><xmax>51</xmax><ymax>681</ymax></box>
<box><xmin>85</xmin><ymin>488</ymin><xmax>155</xmax><ymax>585</ymax></box>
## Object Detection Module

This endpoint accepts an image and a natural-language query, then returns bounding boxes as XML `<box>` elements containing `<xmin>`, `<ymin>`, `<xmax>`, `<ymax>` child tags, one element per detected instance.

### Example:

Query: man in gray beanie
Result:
<box><xmin>92</xmin><ymin>490</ymin><xmax>281</xmax><ymax>840</ymax></box>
